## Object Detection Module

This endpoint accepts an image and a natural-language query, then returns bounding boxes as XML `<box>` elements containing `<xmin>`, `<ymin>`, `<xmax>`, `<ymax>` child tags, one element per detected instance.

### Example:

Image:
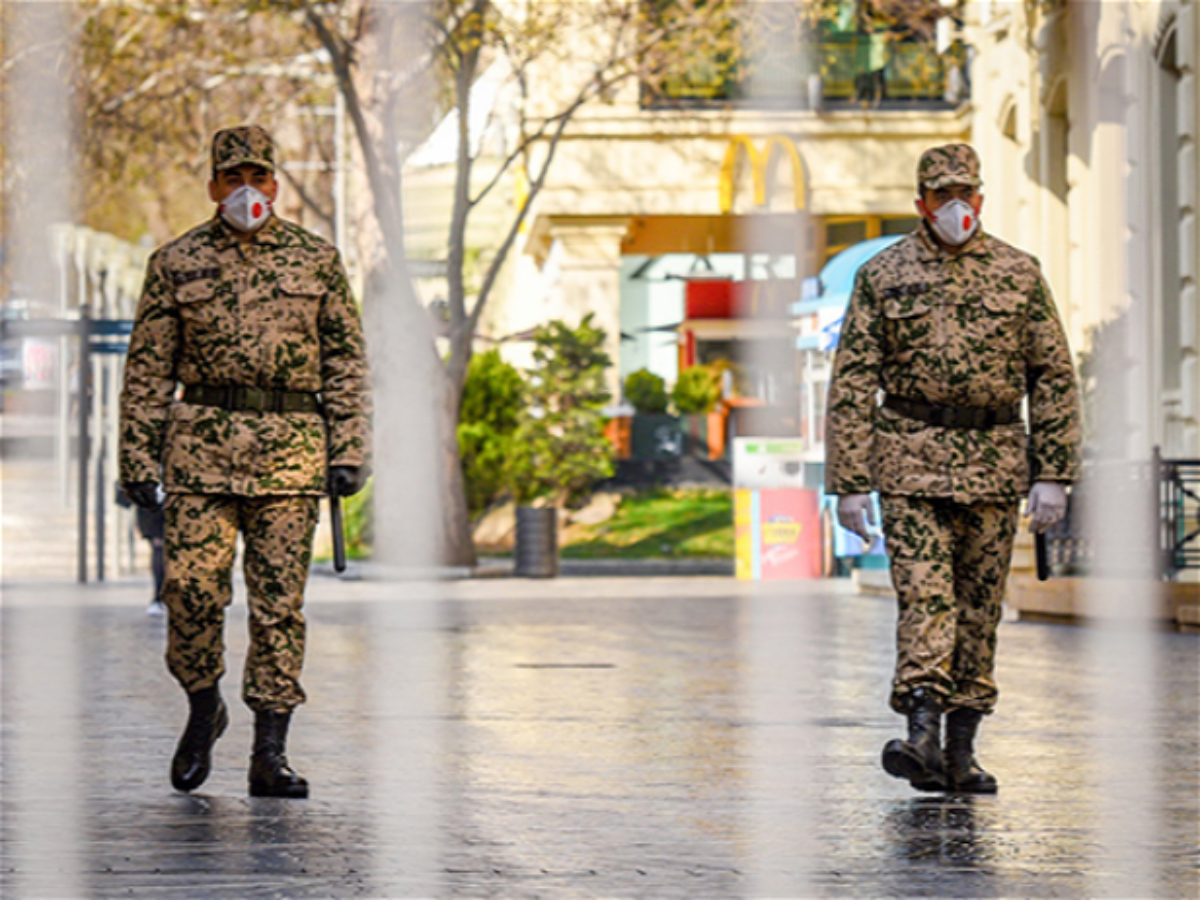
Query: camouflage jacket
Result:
<box><xmin>119</xmin><ymin>215</ymin><xmax>371</xmax><ymax>496</ymax></box>
<box><xmin>825</xmin><ymin>225</ymin><xmax>1081</xmax><ymax>501</ymax></box>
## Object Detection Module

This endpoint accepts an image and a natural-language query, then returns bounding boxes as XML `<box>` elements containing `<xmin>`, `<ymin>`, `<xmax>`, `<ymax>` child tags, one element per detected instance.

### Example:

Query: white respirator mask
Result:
<box><xmin>219</xmin><ymin>184</ymin><xmax>273</xmax><ymax>233</ymax></box>
<box><xmin>927</xmin><ymin>198</ymin><xmax>979</xmax><ymax>246</ymax></box>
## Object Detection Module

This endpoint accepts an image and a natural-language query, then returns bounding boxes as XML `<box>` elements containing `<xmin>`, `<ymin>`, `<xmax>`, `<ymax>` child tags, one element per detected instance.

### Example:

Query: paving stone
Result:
<box><xmin>2</xmin><ymin>575</ymin><xmax>1197</xmax><ymax>899</ymax></box>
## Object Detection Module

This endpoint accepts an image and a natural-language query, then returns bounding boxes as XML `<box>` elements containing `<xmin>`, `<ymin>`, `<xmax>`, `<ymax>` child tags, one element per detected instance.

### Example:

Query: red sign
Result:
<box><xmin>685</xmin><ymin>279</ymin><xmax>796</xmax><ymax>321</ymax></box>
<box><xmin>759</xmin><ymin>489</ymin><xmax>822</xmax><ymax>580</ymax></box>
<box><xmin>685</xmin><ymin>279</ymin><xmax>735</xmax><ymax>319</ymax></box>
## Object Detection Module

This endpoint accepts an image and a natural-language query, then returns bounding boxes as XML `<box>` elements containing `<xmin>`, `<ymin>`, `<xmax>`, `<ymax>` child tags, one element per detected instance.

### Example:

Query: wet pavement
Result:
<box><xmin>3</xmin><ymin>571</ymin><xmax>1198</xmax><ymax>899</ymax></box>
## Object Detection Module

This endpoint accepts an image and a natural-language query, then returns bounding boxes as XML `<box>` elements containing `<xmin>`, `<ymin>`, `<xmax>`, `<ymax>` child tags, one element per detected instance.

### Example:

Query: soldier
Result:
<box><xmin>825</xmin><ymin>143</ymin><xmax>1080</xmax><ymax>793</ymax></box>
<box><xmin>119</xmin><ymin>125</ymin><xmax>371</xmax><ymax>798</ymax></box>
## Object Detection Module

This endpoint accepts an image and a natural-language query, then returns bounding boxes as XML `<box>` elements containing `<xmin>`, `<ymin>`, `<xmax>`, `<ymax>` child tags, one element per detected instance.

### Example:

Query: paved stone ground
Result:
<box><xmin>2</xmin><ymin>574</ymin><xmax>1198</xmax><ymax>900</ymax></box>
<box><xmin>3</xmin><ymin>455</ymin><xmax>1198</xmax><ymax>898</ymax></box>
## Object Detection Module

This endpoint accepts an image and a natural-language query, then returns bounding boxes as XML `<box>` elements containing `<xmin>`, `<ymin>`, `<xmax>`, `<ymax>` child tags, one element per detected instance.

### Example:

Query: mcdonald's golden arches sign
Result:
<box><xmin>718</xmin><ymin>135</ymin><xmax>807</xmax><ymax>214</ymax></box>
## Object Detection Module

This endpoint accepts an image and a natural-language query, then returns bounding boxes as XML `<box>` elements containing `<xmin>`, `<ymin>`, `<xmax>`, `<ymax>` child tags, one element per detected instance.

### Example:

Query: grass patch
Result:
<box><xmin>562</xmin><ymin>488</ymin><xmax>733</xmax><ymax>559</ymax></box>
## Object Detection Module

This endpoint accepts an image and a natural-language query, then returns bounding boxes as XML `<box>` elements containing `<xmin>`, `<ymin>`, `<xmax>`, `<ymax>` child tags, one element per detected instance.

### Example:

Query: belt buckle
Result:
<box><xmin>970</xmin><ymin>408</ymin><xmax>988</xmax><ymax>429</ymax></box>
<box><xmin>245</xmin><ymin>387</ymin><xmax>268</xmax><ymax>412</ymax></box>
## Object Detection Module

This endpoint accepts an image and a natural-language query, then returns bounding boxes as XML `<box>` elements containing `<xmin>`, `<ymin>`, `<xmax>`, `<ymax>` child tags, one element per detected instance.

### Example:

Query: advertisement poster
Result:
<box><xmin>735</xmin><ymin>488</ymin><xmax>822</xmax><ymax>580</ymax></box>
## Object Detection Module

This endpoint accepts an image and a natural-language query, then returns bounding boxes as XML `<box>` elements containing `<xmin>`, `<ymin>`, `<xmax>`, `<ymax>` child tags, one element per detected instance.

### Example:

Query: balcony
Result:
<box><xmin>641</xmin><ymin>33</ymin><xmax>969</xmax><ymax>112</ymax></box>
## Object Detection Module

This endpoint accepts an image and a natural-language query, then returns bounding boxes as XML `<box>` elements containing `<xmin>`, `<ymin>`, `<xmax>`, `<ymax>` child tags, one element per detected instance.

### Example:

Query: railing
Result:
<box><xmin>0</xmin><ymin>224</ymin><xmax>146</xmax><ymax>584</ymax></box>
<box><xmin>814</xmin><ymin>37</ymin><xmax>967</xmax><ymax>105</ymax></box>
<box><xmin>642</xmin><ymin>33</ymin><xmax>968</xmax><ymax>110</ymax></box>
<box><xmin>1045</xmin><ymin>448</ymin><xmax>1200</xmax><ymax>580</ymax></box>
<box><xmin>1161</xmin><ymin>453</ymin><xmax>1200</xmax><ymax>575</ymax></box>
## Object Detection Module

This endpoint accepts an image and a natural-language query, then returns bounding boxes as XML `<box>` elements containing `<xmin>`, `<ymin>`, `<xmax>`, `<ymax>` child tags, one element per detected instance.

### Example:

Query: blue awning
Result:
<box><xmin>790</xmin><ymin>234</ymin><xmax>905</xmax><ymax>316</ymax></box>
<box><xmin>793</xmin><ymin>234</ymin><xmax>906</xmax><ymax>351</ymax></box>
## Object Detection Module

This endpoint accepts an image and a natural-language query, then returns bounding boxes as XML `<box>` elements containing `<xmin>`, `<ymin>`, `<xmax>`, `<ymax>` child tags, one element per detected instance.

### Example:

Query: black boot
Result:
<box><xmin>171</xmin><ymin>685</ymin><xmax>228</xmax><ymax>792</ymax></box>
<box><xmin>882</xmin><ymin>688</ymin><xmax>946</xmax><ymax>792</ymax></box>
<box><xmin>945</xmin><ymin>708</ymin><xmax>998</xmax><ymax>793</ymax></box>
<box><xmin>248</xmin><ymin>710</ymin><xmax>309</xmax><ymax>799</ymax></box>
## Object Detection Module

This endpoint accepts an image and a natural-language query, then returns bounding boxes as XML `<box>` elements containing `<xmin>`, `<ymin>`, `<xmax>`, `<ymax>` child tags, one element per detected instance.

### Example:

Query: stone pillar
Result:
<box><xmin>544</xmin><ymin>218</ymin><xmax>630</xmax><ymax>398</ymax></box>
<box><xmin>1180</xmin><ymin>0</ymin><xmax>1200</xmax><ymax>456</ymax></box>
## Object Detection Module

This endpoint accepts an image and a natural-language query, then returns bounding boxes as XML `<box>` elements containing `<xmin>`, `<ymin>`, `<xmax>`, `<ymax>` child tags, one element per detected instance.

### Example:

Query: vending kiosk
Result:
<box><xmin>732</xmin><ymin>438</ymin><xmax>823</xmax><ymax>580</ymax></box>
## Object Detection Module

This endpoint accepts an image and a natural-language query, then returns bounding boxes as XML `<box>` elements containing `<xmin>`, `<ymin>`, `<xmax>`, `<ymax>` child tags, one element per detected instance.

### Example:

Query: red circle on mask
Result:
<box><xmin>962</xmin><ymin>214</ymin><xmax>972</xmax><ymax>229</ymax></box>
<box><xmin>252</xmin><ymin>202</ymin><xmax>264</xmax><ymax>218</ymax></box>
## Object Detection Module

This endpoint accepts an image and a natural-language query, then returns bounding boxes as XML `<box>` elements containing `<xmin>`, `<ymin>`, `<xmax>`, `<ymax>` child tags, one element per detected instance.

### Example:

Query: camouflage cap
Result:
<box><xmin>211</xmin><ymin>125</ymin><xmax>276</xmax><ymax>173</ymax></box>
<box><xmin>917</xmin><ymin>143</ymin><xmax>982</xmax><ymax>191</ymax></box>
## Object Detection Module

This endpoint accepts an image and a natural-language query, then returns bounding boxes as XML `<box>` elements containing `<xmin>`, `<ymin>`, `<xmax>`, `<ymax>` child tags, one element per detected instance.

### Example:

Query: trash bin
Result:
<box><xmin>733</xmin><ymin>437</ymin><xmax>822</xmax><ymax>580</ymax></box>
<box><xmin>514</xmin><ymin>506</ymin><xmax>558</xmax><ymax>578</ymax></box>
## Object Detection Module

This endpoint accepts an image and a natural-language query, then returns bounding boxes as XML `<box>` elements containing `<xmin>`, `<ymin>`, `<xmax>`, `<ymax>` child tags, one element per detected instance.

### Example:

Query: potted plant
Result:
<box><xmin>506</xmin><ymin>314</ymin><xmax>614</xmax><ymax>577</ymax></box>
<box><xmin>625</xmin><ymin>367</ymin><xmax>682</xmax><ymax>463</ymax></box>
<box><xmin>671</xmin><ymin>364</ymin><xmax>722</xmax><ymax>459</ymax></box>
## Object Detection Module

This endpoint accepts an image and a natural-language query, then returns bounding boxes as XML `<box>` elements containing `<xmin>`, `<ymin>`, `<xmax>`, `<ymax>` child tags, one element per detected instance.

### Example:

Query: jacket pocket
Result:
<box><xmin>272</xmin><ymin>272</ymin><xmax>322</xmax><ymax>329</ymax></box>
<box><xmin>176</xmin><ymin>278</ymin><xmax>219</xmax><ymax>306</ymax></box>
<box><xmin>882</xmin><ymin>295</ymin><xmax>935</xmax><ymax>355</ymax></box>
<box><xmin>971</xmin><ymin>290</ymin><xmax>1025</xmax><ymax>354</ymax></box>
<box><xmin>263</xmin><ymin>273</ymin><xmax>322</xmax><ymax>388</ymax></box>
<box><xmin>163</xmin><ymin>403</ymin><xmax>232</xmax><ymax>492</ymax></box>
<box><xmin>249</xmin><ymin>412</ymin><xmax>327</xmax><ymax>493</ymax></box>
<box><xmin>174</xmin><ymin>278</ymin><xmax>228</xmax><ymax>350</ymax></box>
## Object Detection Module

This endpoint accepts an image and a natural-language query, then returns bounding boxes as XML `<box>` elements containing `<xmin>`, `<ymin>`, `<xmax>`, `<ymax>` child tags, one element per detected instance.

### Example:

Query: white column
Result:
<box><xmin>544</xmin><ymin>219</ymin><xmax>629</xmax><ymax>398</ymax></box>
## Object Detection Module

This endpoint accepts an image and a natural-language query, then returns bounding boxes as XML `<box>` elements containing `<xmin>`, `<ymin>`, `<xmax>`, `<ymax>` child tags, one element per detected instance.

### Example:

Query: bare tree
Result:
<box><xmin>48</xmin><ymin>0</ymin><xmax>748</xmax><ymax>567</ymax></box>
<box><xmin>297</xmin><ymin>0</ymin><xmax>744</xmax><ymax>566</ymax></box>
<box><xmin>64</xmin><ymin>2</ymin><xmax>336</xmax><ymax>242</ymax></box>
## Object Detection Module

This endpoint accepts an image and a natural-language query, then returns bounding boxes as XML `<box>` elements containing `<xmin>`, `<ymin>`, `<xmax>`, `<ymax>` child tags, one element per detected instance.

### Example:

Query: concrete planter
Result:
<box><xmin>1006</xmin><ymin>574</ymin><xmax>1199</xmax><ymax>629</ymax></box>
<box><xmin>630</xmin><ymin>414</ymin><xmax>683</xmax><ymax>462</ymax></box>
<box><xmin>681</xmin><ymin>414</ymin><xmax>707</xmax><ymax>458</ymax></box>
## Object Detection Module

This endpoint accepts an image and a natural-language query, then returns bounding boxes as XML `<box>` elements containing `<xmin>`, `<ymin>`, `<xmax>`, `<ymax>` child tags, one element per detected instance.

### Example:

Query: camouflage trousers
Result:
<box><xmin>163</xmin><ymin>493</ymin><xmax>320</xmax><ymax>712</ymax></box>
<box><xmin>880</xmin><ymin>494</ymin><xmax>1019</xmax><ymax>715</ymax></box>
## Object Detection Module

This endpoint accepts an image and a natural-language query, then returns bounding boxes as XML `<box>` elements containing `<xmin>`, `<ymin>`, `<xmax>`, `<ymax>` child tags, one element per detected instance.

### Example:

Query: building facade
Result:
<box><xmin>403</xmin><ymin>1</ymin><xmax>1198</xmax><ymax>462</ymax></box>
<box><xmin>402</xmin><ymin>4</ymin><xmax>971</xmax><ymax>412</ymax></box>
<box><xmin>969</xmin><ymin>0</ymin><xmax>1199</xmax><ymax>459</ymax></box>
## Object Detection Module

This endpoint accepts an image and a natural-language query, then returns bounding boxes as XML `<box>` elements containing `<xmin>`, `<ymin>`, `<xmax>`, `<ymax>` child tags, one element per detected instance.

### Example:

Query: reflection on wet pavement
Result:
<box><xmin>2</xmin><ymin>578</ymin><xmax>1197</xmax><ymax>898</ymax></box>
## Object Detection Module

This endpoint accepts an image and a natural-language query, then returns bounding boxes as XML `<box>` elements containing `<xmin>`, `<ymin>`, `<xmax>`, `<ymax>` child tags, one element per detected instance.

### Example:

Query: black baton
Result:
<box><xmin>330</xmin><ymin>492</ymin><xmax>347</xmax><ymax>574</ymax></box>
<box><xmin>1034</xmin><ymin>531</ymin><xmax>1049</xmax><ymax>582</ymax></box>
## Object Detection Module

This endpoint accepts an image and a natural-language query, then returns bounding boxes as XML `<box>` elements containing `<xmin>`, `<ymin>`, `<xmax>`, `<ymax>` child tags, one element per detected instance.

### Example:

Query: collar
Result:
<box><xmin>210</xmin><ymin>213</ymin><xmax>284</xmax><ymax>249</ymax></box>
<box><xmin>915</xmin><ymin>219</ymin><xmax>990</xmax><ymax>262</ymax></box>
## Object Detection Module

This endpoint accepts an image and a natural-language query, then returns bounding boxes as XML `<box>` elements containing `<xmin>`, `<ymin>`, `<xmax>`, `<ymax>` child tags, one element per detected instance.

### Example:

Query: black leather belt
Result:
<box><xmin>884</xmin><ymin>394</ymin><xmax>1022</xmax><ymax>430</ymax></box>
<box><xmin>182</xmin><ymin>383</ymin><xmax>321</xmax><ymax>414</ymax></box>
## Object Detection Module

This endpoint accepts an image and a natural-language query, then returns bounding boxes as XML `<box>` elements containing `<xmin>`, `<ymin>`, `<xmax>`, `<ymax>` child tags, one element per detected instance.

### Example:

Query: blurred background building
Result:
<box><xmin>970</xmin><ymin>0</ymin><xmax>1198</xmax><ymax>460</ymax></box>
<box><xmin>401</xmin><ymin>2</ymin><xmax>970</xmax><ymax>413</ymax></box>
<box><xmin>401</xmin><ymin>0</ymin><xmax>1198</xmax><ymax>464</ymax></box>
<box><xmin>3</xmin><ymin>1</ymin><xmax>1196</xmax><ymax>580</ymax></box>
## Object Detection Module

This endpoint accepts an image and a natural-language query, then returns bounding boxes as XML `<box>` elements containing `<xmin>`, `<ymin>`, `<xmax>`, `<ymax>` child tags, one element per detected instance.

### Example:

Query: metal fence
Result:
<box><xmin>1045</xmin><ymin>448</ymin><xmax>1200</xmax><ymax>580</ymax></box>
<box><xmin>642</xmin><ymin>33</ymin><xmax>967</xmax><ymax>110</ymax></box>
<box><xmin>1160</xmin><ymin>453</ymin><xmax>1200</xmax><ymax>575</ymax></box>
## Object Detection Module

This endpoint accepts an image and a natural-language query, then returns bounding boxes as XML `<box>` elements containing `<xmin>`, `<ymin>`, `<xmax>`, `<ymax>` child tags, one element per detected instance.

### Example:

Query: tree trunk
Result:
<box><xmin>311</xmin><ymin>2</ymin><xmax>477</xmax><ymax>570</ymax></box>
<box><xmin>438</xmin><ymin>388</ymin><xmax>477</xmax><ymax>568</ymax></box>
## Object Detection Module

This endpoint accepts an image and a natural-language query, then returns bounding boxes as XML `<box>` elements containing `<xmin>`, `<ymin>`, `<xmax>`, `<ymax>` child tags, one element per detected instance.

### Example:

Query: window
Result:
<box><xmin>640</xmin><ymin>1</ymin><xmax>967</xmax><ymax>110</ymax></box>
<box><xmin>818</xmin><ymin>215</ymin><xmax>919</xmax><ymax>264</ymax></box>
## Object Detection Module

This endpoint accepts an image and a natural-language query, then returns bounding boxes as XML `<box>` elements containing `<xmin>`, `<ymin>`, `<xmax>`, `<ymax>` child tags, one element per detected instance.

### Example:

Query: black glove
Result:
<box><xmin>123</xmin><ymin>481</ymin><xmax>163</xmax><ymax>510</ymax></box>
<box><xmin>328</xmin><ymin>465</ymin><xmax>367</xmax><ymax>498</ymax></box>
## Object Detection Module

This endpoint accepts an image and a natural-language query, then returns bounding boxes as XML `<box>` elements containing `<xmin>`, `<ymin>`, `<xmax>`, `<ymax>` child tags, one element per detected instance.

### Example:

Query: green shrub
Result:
<box><xmin>672</xmin><ymin>365</ymin><xmax>721</xmax><ymax>414</ymax></box>
<box><xmin>457</xmin><ymin>349</ymin><xmax>525</xmax><ymax>515</ymax></box>
<box><xmin>624</xmin><ymin>367</ymin><xmax>669</xmax><ymax>414</ymax></box>
<box><xmin>343</xmin><ymin>479</ymin><xmax>374</xmax><ymax>558</ymax></box>
<box><xmin>507</xmin><ymin>314</ymin><xmax>614</xmax><ymax>506</ymax></box>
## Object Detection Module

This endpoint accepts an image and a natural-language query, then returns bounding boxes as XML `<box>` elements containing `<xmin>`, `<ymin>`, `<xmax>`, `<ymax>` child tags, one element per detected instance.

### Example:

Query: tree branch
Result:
<box><xmin>304</xmin><ymin>1</ymin><xmax>406</xmax><ymax>266</ymax></box>
<box><xmin>276</xmin><ymin>164</ymin><xmax>335</xmax><ymax>233</ymax></box>
<box><xmin>463</xmin><ymin>104</ymin><xmax>571</xmax><ymax>355</ymax></box>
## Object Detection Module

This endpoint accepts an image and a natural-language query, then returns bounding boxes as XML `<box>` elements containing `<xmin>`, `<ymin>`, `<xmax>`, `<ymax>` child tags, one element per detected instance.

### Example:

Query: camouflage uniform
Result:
<box><xmin>826</xmin><ymin>144</ymin><xmax>1080</xmax><ymax>714</ymax></box>
<box><xmin>119</xmin><ymin>126</ymin><xmax>371</xmax><ymax>713</ymax></box>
